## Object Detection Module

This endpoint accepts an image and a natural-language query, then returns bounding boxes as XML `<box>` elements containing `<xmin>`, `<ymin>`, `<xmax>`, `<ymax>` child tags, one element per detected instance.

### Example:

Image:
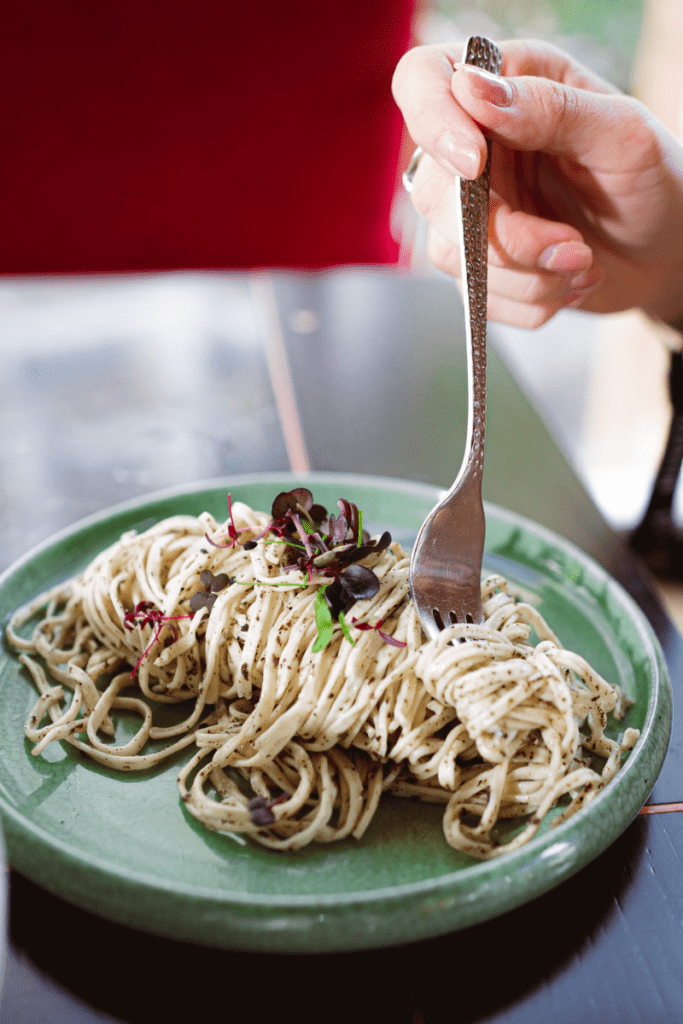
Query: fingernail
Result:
<box><xmin>538</xmin><ymin>240</ymin><xmax>592</xmax><ymax>272</ymax></box>
<box><xmin>436</xmin><ymin>132</ymin><xmax>481</xmax><ymax>179</ymax></box>
<box><xmin>565</xmin><ymin>280</ymin><xmax>602</xmax><ymax>307</ymax></box>
<box><xmin>569</xmin><ymin>268</ymin><xmax>603</xmax><ymax>292</ymax></box>
<box><xmin>456</xmin><ymin>64</ymin><xmax>514</xmax><ymax>108</ymax></box>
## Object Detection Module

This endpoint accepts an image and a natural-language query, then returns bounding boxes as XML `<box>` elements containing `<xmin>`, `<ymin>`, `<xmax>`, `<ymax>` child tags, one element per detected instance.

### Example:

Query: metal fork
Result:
<box><xmin>409</xmin><ymin>36</ymin><xmax>502</xmax><ymax>640</ymax></box>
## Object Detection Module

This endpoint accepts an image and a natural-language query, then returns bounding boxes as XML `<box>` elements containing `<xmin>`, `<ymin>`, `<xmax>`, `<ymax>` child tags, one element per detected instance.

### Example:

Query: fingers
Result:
<box><xmin>411</xmin><ymin>152</ymin><xmax>593</xmax><ymax>272</ymax></box>
<box><xmin>428</xmin><ymin>224</ymin><xmax>604</xmax><ymax>329</ymax></box>
<box><xmin>408</xmin><ymin>154</ymin><xmax>461</xmax><ymax>247</ymax></box>
<box><xmin>392</xmin><ymin>43</ymin><xmax>487</xmax><ymax>179</ymax></box>
<box><xmin>487</xmin><ymin>193</ymin><xmax>592</xmax><ymax>273</ymax></box>
<box><xmin>392</xmin><ymin>39</ymin><xmax>621</xmax><ymax>184</ymax></box>
<box><xmin>450</xmin><ymin>61</ymin><xmax>656</xmax><ymax>173</ymax></box>
<box><xmin>410</xmin><ymin>149</ymin><xmax>602</xmax><ymax>327</ymax></box>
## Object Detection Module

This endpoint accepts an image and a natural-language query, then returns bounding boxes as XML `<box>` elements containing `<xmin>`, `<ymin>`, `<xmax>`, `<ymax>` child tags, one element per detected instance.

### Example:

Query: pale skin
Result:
<box><xmin>392</xmin><ymin>39</ymin><xmax>683</xmax><ymax>330</ymax></box>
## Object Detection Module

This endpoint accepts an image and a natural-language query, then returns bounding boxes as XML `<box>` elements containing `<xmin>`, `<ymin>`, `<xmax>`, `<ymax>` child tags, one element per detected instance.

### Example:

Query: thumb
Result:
<box><xmin>452</xmin><ymin>62</ymin><xmax>650</xmax><ymax>171</ymax></box>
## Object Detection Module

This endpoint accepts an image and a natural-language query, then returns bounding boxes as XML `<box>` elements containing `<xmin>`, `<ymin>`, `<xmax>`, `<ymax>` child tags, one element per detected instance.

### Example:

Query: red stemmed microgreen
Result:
<box><xmin>206</xmin><ymin>493</ymin><xmax>253</xmax><ymax>550</ymax></box>
<box><xmin>123</xmin><ymin>601</ymin><xmax>193</xmax><ymax>677</ymax></box>
<box><xmin>352</xmin><ymin>617</ymin><xmax>407</xmax><ymax>648</ymax></box>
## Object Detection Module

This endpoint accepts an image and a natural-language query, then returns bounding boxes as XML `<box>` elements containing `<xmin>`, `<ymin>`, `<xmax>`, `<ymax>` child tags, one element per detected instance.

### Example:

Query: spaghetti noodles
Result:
<box><xmin>7</xmin><ymin>492</ymin><xmax>639</xmax><ymax>858</ymax></box>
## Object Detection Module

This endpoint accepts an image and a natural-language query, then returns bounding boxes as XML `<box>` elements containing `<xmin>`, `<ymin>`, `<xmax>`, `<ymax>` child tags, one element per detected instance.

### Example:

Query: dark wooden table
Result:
<box><xmin>1</xmin><ymin>270</ymin><xmax>681</xmax><ymax>1024</ymax></box>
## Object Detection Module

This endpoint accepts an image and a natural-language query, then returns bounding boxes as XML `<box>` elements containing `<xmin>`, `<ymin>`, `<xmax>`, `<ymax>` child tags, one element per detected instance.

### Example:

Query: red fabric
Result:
<box><xmin>0</xmin><ymin>1</ymin><xmax>414</xmax><ymax>273</ymax></box>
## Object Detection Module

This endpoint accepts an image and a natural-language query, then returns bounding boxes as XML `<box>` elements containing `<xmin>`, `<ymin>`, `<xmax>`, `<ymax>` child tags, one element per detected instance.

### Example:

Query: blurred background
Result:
<box><xmin>1</xmin><ymin>0</ymin><xmax>683</xmax><ymax>576</ymax></box>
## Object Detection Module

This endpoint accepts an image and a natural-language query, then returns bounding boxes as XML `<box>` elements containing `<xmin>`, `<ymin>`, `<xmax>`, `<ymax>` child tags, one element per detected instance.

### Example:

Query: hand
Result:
<box><xmin>392</xmin><ymin>39</ymin><xmax>683</xmax><ymax>329</ymax></box>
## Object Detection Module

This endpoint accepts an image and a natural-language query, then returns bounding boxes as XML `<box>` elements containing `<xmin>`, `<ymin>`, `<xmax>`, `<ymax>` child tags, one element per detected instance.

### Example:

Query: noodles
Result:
<box><xmin>7</xmin><ymin>493</ymin><xmax>640</xmax><ymax>859</ymax></box>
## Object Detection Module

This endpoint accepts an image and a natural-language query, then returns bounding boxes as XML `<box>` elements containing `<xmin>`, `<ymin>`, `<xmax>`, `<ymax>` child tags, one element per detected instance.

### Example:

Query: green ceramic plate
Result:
<box><xmin>0</xmin><ymin>473</ymin><xmax>672</xmax><ymax>953</ymax></box>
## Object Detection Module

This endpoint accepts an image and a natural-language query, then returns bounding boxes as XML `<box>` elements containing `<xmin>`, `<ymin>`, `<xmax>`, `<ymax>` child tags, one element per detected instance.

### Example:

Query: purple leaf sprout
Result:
<box><xmin>189</xmin><ymin>569</ymin><xmax>232</xmax><ymax>613</ymax></box>
<box><xmin>247</xmin><ymin>791</ymin><xmax>289</xmax><ymax>827</ymax></box>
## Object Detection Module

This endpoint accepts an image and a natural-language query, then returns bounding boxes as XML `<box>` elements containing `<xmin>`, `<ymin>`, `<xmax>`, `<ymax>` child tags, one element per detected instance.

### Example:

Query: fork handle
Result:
<box><xmin>456</xmin><ymin>37</ymin><xmax>502</xmax><ymax>489</ymax></box>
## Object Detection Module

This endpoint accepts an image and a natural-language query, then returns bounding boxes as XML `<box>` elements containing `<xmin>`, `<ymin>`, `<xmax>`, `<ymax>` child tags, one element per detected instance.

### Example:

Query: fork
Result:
<box><xmin>409</xmin><ymin>36</ymin><xmax>502</xmax><ymax>640</ymax></box>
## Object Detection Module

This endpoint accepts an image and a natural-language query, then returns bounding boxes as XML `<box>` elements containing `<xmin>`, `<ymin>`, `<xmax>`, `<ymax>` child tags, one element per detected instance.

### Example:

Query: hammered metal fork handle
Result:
<box><xmin>454</xmin><ymin>36</ymin><xmax>502</xmax><ymax>493</ymax></box>
<box><xmin>408</xmin><ymin>37</ymin><xmax>502</xmax><ymax>637</ymax></box>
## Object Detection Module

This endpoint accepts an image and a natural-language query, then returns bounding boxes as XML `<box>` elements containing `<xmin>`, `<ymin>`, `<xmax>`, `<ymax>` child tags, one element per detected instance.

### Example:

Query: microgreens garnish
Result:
<box><xmin>338</xmin><ymin>611</ymin><xmax>355</xmax><ymax>646</ymax></box>
<box><xmin>189</xmin><ymin>569</ymin><xmax>232</xmax><ymax>613</ymax></box>
<box><xmin>247</xmin><ymin>792</ymin><xmax>289</xmax><ymax>827</ymax></box>
<box><xmin>122</xmin><ymin>491</ymin><xmax>398</xmax><ymax>675</ymax></box>
<box><xmin>123</xmin><ymin>601</ymin><xmax>193</xmax><ymax>677</ymax></box>
<box><xmin>312</xmin><ymin>588</ymin><xmax>334</xmax><ymax>653</ymax></box>
<box><xmin>206</xmin><ymin>493</ymin><xmax>252</xmax><ymax>550</ymax></box>
<box><xmin>265</xmin><ymin>490</ymin><xmax>397</xmax><ymax>650</ymax></box>
<box><xmin>190</xmin><ymin>489</ymin><xmax>396</xmax><ymax>653</ymax></box>
<box><xmin>351</xmin><ymin>617</ymin><xmax>407</xmax><ymax>648</ymax></box>
<box><xmin>272</xmin><ymin>492</ymin><xmax>389</xmax><ymax>583</ymax></box>
<box><xmin>322</xmin><ymin>562</ymin><xmax>381</xmax><ymax>617</ymax></box>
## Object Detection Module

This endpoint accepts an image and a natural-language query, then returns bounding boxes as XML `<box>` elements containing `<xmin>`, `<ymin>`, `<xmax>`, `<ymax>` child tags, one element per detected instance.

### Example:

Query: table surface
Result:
<box><xmin>0</xmin><ymin>270</ymin><xmax>681</xmax><ymax>1024</ymax></box>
